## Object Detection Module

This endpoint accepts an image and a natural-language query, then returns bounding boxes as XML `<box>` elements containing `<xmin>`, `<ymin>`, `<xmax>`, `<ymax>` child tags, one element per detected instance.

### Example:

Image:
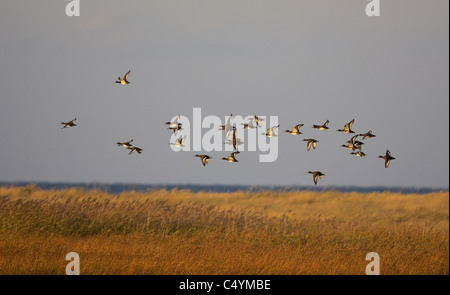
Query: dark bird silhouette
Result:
<box><xmin>313</xmin><ymin>120</ymin><xmax>329</xmax><ymax>130</ymax></box>
<box><xmin>378</xmin><ymin>150</ymin><xmax>396</xmax><ymax>168</ymax></box>
<box><xmin>195</xmin><ymin>154</ymin><xmax>212</xmax><ymax>166</ymax></box>
<box><xmin>61</xmin><ymin>118</ymin><xmax>77</xmax><ymax>129</ymax></box>
<box><xmin>307</xmin><ymin>171</ymin><xmax>325</xmax><ymax>185</ymax></box>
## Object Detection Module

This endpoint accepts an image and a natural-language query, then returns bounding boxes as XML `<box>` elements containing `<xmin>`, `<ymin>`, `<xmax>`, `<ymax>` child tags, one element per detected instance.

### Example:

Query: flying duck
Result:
<box><xmin>336</xmin><ymin>119</ymin><xmax>355</xmax><ymax>134</ymax></box>
<box><xmin>313</xmin><ymin>120</ymin><xmax>329</xmax><ymax>130</ymax></box>
<box><xmin>359</xmin><ymin>130</ymin><xmax>376</xmax><ymax>140</ymax></box>
<box><xmin>342</xmin><ymin>135</ymin><xmax>363</xmax><ymax>151</ymax></box>
<box><xmin>127</xmin><ymin>146</ymin><xmax>143</xmax><ymax>155</ymax></box>
<box><xmin>285</xmin><ymin>124</ymin><xmax>304</xmax><ymax>135</ymax></box>
<box><xmin>231</xmin><ymin>126</ymin><xmax>239</xmax><ymax>150</ymax></box>
<box><xmin>303</xmin><ymin>138</ymin><xmax>319</xmax><ymax>151</ymax></box>
<box><xmin>195</xmin><ymin>154</ymin><xmax>212</xmax><ymax>167</ymax></box>
<box><xmin>168</xmin><ymin>123</ymin><xmax>183</xmax><ymax>135</ymax></box>
<box><xmin>350</xmin><ymin>151</ymin><xmax>366</xmax><ymax>157</ymax></box>
<box><xmin>261</xmin><ymin>125</ymin><xmax>280</xmax><ymax>137</ymax></box>
<box><xmin>225</xmin><ymin>138</ymin><xmax>244</xmax><ymax>146</ymax></box>
<box><xmin>165</xmin><ymin>115</ymin><xmax>181</xmax><ymax>129</ymax></box>
<box><xmin>307</xmin><ymin>171</ymin><xmax>325</xmax><ymax>185</ymax></box>
<box><xmin>251</xmin><ymin>115</ymin><xmax>264</xmax><ymax>127</ymax></box>
<box><xmin>170</xmin><ymin>135</ymin><xmax>186</xmax><ymax>148</ymax></box>
<box><xmin>61</xmin><ymin>118</ymin><xmax>77</xmax><ymax>129</ymax></box>
<box><xmin>378</xmin><ymin>150</ymin><xmax>396</xmax><ymax>168</ymax></box>
<box><xmin>222</xmin><ymin>151</ymin><xmax>240</xmax><ymax>163</ymax></box>
<box><xmin>241</xmin><ymin>122</ymin><xmax>255</xmax><ymax>130</ymax></box>
<box><xmin>219</xmin><ymin>114</ymin><xmax>234</xmax><ymax>140</ymax></box>
<box><xmin>115</xmin><ymin>70</ymin><xmax>131</xmax><ymax>85</ymax></box>
<box><xmin>116</xmin><ymin>139</ymin><xmax>134</xmax><ymax>148</ymax></box>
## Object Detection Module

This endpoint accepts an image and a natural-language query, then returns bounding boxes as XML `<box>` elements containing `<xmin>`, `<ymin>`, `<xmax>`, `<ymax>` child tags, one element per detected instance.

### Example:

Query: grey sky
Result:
<box><xmin>0</xmin><ymin>0</ymin><xmax>448</xmax><ymax>188</ymax></box>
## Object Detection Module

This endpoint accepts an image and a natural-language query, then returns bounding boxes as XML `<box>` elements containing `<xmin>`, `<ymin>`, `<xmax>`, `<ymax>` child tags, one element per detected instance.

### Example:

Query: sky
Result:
<box><xmin>0</xmin><ymin>0</ymin><xmax>448</xmax><ymax>188</ymax></box>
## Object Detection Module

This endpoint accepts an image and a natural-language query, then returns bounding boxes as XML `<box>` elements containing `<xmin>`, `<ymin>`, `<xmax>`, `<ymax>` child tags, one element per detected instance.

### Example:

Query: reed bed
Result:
<box><xmin>0</xmin><ymin>185</ymin><xmax>448</xmax><ymax>275</ymax></box>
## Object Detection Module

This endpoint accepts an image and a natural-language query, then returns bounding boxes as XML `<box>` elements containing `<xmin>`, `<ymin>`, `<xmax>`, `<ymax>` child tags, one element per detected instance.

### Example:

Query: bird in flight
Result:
<box><xmin>127</xmin><ymin>146</ymin><xmax>143</xmax><ymax>155</ymax></box>
<box><xmin>219</xmin><ymin>114</ymin><xmax>234</xmax><ymax>140</ymax></box>
<box><xmin>251</xmin><ymin>115</ymin><xmax>264</xmax><ymax>127</ymax></box>
<box><xmin>115</xmin><ymin>70</ymin><xmax>131</xmax><ymax>85</ymax></box>
<box><xmin>241</xmin><ymin>122</ymin><xmax>255</xmax><ymax>130</ymax></box>
<box><xmin>285</xmin><ymin>124</ymin><xmax>304</xmax><ymax>135</ymax></box>
<box><xmin>359</xmin><ymin>130</ymin><xmax>376</xmax><ymax>140</ymax></box>
<box><xmin>170</xmin><ymin>135</ymin><xmax>186</xmax><ymax>148</ymax></box>
<box><xmin>116</xmin><ymin>139</ymin><xmax>134</xmax><ymax>148</ymax></box>
<box><xmin>195</xmin><ymin>154</ymin><xmax>212</xmax><ymax>167</ymax></box>
<box><xmin>232</xmin><ymin>126</ymin><xmax>239</xmax><ymax>151</ymax></box>
<box><xmin>165</xmin><ymin>115</ymin><xmax>181</xmax><ymax>129</ymax></box>
<box><xmin>307</xmin><ymin>171</ymin><xmax>325</xmax><ymax>185</ymax></box>
<box><xmin>313</xmin><ymin>120</ymin><xmax>329</xmax><ymax>130</ymax></box>
<box><xmin>61</xmin><ymin>118</ymin><xmax>77</xmax><ymax>129</ymax></box>
<box><xmin>222</xmin><ymin>151</ymin><xmax>240</xmax><ymax>163</ymax></box>
<box><xmin>378</xmin><ymin>150</ymin><xmax>396</xmax><ymax>168</ymax></box>
<box><xmin>303</xmin><ymin>138</ymin><xmax>319</xmax><ymax>151</ymax></box>
<box><xmin>225</xmin><ymin>138</ymin><xmax>244</xmax><ymax>147</ymax></box>
<box><xmin>342</xmin><ymin>135</ymin><xmax>364</xmax><ymax>151</ymax></box>
<box><xmin>350</xmin><ymin>151</ymin><xmax>366</xmax><ymax>158</ymax></box>
<box><xmin>261</xmin><ymin>125</ymin><xmax>280</xmax><ymax>137</ymax></box>
<box><xmin>168</xmin><ymin>123</ymin><xmax>183</xmax><ymax>135</ymax></box>
<box><xmin>337</xmin><ymin>119</ymin><xmax>355</xmax><ymax>134</ymax></box>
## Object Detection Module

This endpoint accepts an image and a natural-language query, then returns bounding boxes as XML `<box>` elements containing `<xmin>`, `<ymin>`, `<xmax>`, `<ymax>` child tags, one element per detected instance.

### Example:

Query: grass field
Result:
<box><xmin>0</xmin><ymin>185</ymin><xmax>448</xmax><ymax>275</ymax></box>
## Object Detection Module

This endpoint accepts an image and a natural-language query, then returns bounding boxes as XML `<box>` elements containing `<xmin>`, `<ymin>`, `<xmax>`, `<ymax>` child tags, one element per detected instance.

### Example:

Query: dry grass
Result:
<box><xmin>0</xmin><ymin>185</ymin><xmax>448</xmax><ymax>275</ymax></box>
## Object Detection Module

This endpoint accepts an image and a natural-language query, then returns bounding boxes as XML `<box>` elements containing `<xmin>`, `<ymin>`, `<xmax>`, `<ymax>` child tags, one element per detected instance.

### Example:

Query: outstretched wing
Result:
<box><xmin>348</xmin><ymin>119</ymin><xmax>354</xmax><ymax>129</ymax></box>
<box><xmin>124</xmin><ymin>70</ymin><xmax>130</xmax><ymax>80</ymax></box>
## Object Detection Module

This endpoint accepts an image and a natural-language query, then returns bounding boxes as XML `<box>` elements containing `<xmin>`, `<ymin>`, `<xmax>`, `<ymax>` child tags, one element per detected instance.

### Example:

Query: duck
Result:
<box><xmin>241</xmin><ymin>122</ymin><xmax>255</xmax><ymax>130</ymax></box>
<box><xmin>222</xmin><ymin>151</ymin><xmax>240</xmax><ymax>163</ymax></box>
<box><xmin>165</xmin><ymin>115</ymin><xmax>180</xmax><ymax>129</ymax></box>
<box><xmin>342</xmin><ymin>135</ymin><xmax>363</xmax><ymax>151</ymax></box>
<box><xmin>195</xmin><ymin>154</ymin><xmax>212</xmax><ymax>166</ymax></box>
<box><xmin>168</xmin><ymin>123</ymin><xmax>183</xmax><ymax>135</ymax></box>
<box><xmin>341</xmin><ymin>142</ymin><xmax>354</xmax><ymax>151</ymax></box>
<box><xmin>350</xmin><ymin>151</ymin><xmax>366</xmax><ymax>157</ymax></box>
<box><xmin>307</xmin><ymin>171</ymin><xmax>325</xmax><ymax>185</ymax></box>
<box><xmin>378</xmin><ymin>150</ymin><xmax>396</xmax><ymax>168</ymax></box>
<box><xmin>231</xmin><ymin>126</ymin><xmax>239</xmax><ymax>150</ymax></box>
<box><xmin>261</xmin><ymin>125</ymin><xmax>280</xmax><ymax>137</ymax></box>
<box><xmin>219</xmin><ymin>114</ymin><xmax>234</xmax><ymax>140</ymax></box>
<box><xmin>251</xmin><ymin>115</ymin><xmax>264</xmax><ymax>127</ymax></box>
<box><xmin>116</xmin><ymin>139</ymin><xmax>133</xmax><ymax>148</ymax></box>
<box><xmin>225</xmin><ymin>138</ymin><xmax>244</xmax><ymax>146</ymax></box>
<box><xmin>127</xmin><ymin>146</ymin><xmax>143</xmax><ymax>155</ymax></box>
<box><xmin>115</xmin><ymin>70</ymin><xmax>131</xmax><ymax>85</ymax></box>
<box><xmin>354</xmin><ymin>140</ymin><xmax>365</xmax><ymax>150</ymax></box>
<box><xmin>303</xmin><ymin>138</ymin><xmax>319</xmax><ymax>151</ymax></box>
<box><xmin>61</xmin><ymin>118</ymin><xmax>77</xmax><ymax>129</ymax></box>
<box><xmin>170</xmin><ymin>135</ymin><xmax>186</xmax><ymax>148</ymax></box>
<box><xmin>285</xmin><ymin>124</ymin><xmax>304</xmax><ymax>135</ymax></box>
<box><xmin>359</xmin><ymin>130</ymin><xmax>376</xmax><ymax>140</ymax></box>
<box><xmin>336</xmin><ymin>119</ymin><xmax>355</xmax><ymax>133</ymax></box>
<box><xmin>313</xmin><ymin>120</ymin><xmax>329</xmax><ymax>130</ymax></box>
